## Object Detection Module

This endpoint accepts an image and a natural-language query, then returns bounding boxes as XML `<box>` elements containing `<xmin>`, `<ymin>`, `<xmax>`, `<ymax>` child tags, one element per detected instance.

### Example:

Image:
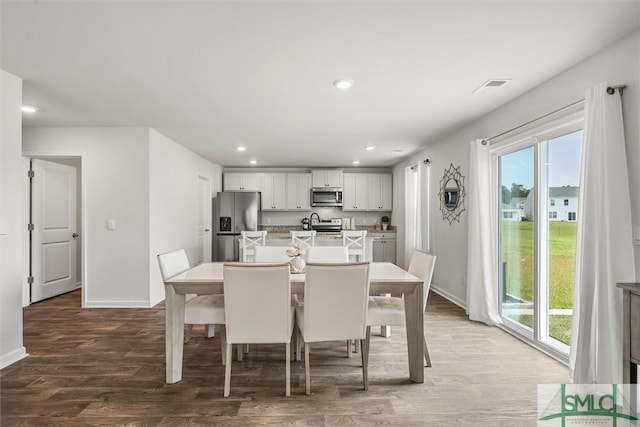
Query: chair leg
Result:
<box><xmin>424</xmin><ymin>336</ymin><xmax>432</xmax><ymax>367</ymax></box>
<box><xmin>362</xmin><ymin>328</ymin><xmax>371</xmax><ymax>391</ymax></box>
<box><xmin>223</xmin><ymin>344</ymin><xmax>233</xmax><ymax>397</ymax></box>
<box><xmin>237</xmin><ymin>344</ymin><xmax>243</xmax><ymax>361</ymax></box>
<box><xmin>346</xmin><ymin>340</ymin><xmax>352</xmax><ymax>358</ymax></box>
<box><xmin>285</xmin><ymin>343</ymin><xmax>291</xmax><ymax>397</ymax></box>
<box><xmin>304</xmin><ymin>343</ymin><xmax>311</xmax><ymax>395</ymax></box>
<box><xmin>244</xmin><ymin>344</ymin><xmax>250</xmax><ymax>354</ymax></box>
<box><xmin>354</xmin><ymin>339</ymin><xmax>360</xmax><ymax>354</ymax></box>
<box><xmin>220</xmin><ymin>325</ymin><xmax>227</xmax><ymax>366</ymax></box>
<box><xmin>296</xmin><ymin>328</ymin><xmax>302</xmax><ymax>361</ymax></box>
<box><xmin>205</xmin><ymin>324</ymin><xmax>216</xmax><ymax>338</ymax></box>
<box><xmin>184</xmin><ymin>324</ymin><xmax>194</xmax><ymax>343</ymax></box>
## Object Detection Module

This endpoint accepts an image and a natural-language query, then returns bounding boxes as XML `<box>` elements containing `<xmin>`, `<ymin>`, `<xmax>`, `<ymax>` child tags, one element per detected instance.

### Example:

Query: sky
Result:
<box><xmin>500</xmin><ymin>130</ymin><xmax>583</xmax><ymax>190</ymax></box>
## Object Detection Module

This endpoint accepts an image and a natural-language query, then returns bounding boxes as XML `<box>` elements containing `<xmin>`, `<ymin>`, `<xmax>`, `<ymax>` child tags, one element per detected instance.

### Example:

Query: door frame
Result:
<box><xmin>22</xmin><ymin>151</ymin><xmax>87</xmax><ymax>308</ymax></box>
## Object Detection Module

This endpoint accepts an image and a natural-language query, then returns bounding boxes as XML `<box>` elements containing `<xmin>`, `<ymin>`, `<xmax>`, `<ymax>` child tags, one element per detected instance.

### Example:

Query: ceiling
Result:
<box><xmin>2</xmin><ymin>1</ymin><xmax>639</xmax><ymax>168</ymax></box>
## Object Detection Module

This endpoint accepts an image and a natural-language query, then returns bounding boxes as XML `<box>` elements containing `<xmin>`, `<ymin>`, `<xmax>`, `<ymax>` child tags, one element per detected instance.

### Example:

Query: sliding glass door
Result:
<box><xmin>497</xmin><ymin>121</ymin><xmax>583</xmax><ymax>360</ymax></box>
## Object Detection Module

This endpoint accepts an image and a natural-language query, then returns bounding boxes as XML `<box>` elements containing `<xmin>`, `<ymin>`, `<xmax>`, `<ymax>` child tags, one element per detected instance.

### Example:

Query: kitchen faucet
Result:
<box><xmin>309</xmin><ymin>212</ymin><xmax>320</xmax><ymax>224</ymax></box>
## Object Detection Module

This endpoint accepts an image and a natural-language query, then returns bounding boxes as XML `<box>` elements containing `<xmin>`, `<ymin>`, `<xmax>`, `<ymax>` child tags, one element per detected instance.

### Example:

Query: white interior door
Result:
<box><xmin>31</xmin><ymin>159</ymin><xmax>77</xmax><ymax>303</ymax></box>
<box><xmin>196</xmin><ymin>175</ymin><xmax>212</xmax><ymax>264</ymax></box>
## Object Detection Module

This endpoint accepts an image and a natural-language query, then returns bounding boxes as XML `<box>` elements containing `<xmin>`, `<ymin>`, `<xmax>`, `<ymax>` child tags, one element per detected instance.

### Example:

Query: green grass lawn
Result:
<box><xmin>501</xmin><ymin>221</ymin><xmax>577</xmax><ymax>345</ymax></box>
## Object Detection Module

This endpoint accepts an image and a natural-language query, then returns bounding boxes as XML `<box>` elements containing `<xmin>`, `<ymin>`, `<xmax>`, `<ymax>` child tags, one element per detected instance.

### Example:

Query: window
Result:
<box><xmin>504</xmin><ymin>211</ymin><xmax>514</xmax><ymax>219</ymax></box>
<box><xmin>496</xmin><ymin>113</ymin><xmax>583</xmax><ymax>362</ymax></box>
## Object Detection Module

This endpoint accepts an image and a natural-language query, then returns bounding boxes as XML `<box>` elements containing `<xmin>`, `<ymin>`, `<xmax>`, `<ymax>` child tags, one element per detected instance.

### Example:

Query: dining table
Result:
<box><xmin>164</xmin><ymin>261</ymin><xmax>425</xmax><ymax>384</ymax></box>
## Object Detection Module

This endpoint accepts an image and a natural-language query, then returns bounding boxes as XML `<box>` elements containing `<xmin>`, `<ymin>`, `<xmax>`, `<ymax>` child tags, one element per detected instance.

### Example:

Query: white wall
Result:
<box><xmin>0</xmin><ymin>70</ymin><xmax>27</xmax><ymax>368</ymax></box>
<box><xmin>149</xmin><ymin>129</ymin><xmax>222</xmax><ymax>306</ymax></box>
<box><xmin>23</xmin><ymin>127</ymin><xmax>152</xmax><ymax>307</ymax></box>
<box><xmin>394</xmin><ymin>31</ymin><xmax>640</xmax><ymax>306</ymax></box>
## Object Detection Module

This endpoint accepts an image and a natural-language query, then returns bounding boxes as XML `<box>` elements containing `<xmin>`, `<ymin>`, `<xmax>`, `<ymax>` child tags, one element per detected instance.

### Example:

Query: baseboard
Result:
<box><xmin>430</xmin><ymin>284</ymin><xmax>467</xmax><ymax>310</ymax></box>
<box><xmin>0</xmin><ymin>346</ymin><xmax>28</xmax><ymax>370</ymax></box>
<box><xmin>84</xmin><ymin>300</ymin><xmax>152</xmax><ymax>308</ymax></box>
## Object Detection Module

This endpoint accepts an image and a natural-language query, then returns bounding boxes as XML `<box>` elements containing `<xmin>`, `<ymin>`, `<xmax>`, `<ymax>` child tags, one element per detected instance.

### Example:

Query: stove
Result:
<box><xmin>311</xmin><ymin>218</ymin><xmax>342</xmax><ymax>232</ymax></box>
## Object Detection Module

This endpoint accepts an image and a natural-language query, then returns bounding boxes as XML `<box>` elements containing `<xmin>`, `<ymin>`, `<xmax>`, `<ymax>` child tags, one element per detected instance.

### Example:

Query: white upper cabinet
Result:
<box><xmin>367</xmin><ymin>174</ymin><xmax>393</xmax><ymax>211</ymax></box>
<box><xmin>312</xmin><ymin>169</ymin><xmax>343</xmax><ymax>188</ymax></box>
<box><xmin>223</xmin><ymin>173</ymin><xmax>262</xmax><ymax>192</ymax></box>
<box><xmin>261</xmin><ymin>173</ymin><xmax>287</xmax><ymax>210</ymax></box>
<box><xmin>343</xmin><ymin>173</ymin><xmax>368</xmax><ymax>211</ymax></box>
<box><xmin>286</xmin><ymin>173</ymin><xmax>312</xmax><ymax>211</ymax></box>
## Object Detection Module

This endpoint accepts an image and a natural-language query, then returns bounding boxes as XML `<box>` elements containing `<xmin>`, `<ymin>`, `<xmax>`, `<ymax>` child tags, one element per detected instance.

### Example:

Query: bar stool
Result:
<box><xmin>342</xmin><ymin>230</ymin><xmax>367</xmax><ymax>261</ymax></box>
<box><xmin>240</xmin><ymin>230</ymin><xmax>267</xmax><ymax>262</ymax></box>
<box><xmin>290</xmin><ymin>230</ymin><xmax>316</xmax><ymax>246</ymax></box>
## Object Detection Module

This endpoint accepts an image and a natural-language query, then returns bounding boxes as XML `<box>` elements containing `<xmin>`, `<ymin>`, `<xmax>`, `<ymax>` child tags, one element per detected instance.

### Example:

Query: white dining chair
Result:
<box><xmin>365</xmin><ymin>249</ymin><xmax>437</xmax><ymax>367</ymax></box>
<box><xmin>304</xmin><ymin>246</ymin><xmax>348</xmax><ymax>263</ymax></box>
<box><xmin>295</xmin><ymin>262</ymin><xmax>371</xmax><ymax>394</ymax></box>
<box><xmin>222</xmin><ymin>262</ymin><xmax>295</xmax><ymax>397</ymax></box>
<box><xmin>240</xmin><ymin>230</ymin><xmax>267</xmax><ymax>262</ymax></box>
<box><xmin>303</xmin><ymin>245</ymin><xmax>355</xmax><ymax>357</ymax></box>
<box><xmin>253</xmin><ymin>245</ymin><xmax>291</xmax><ymax>263</ymax></box>
<box><xmin>254</xmin><ymin>245</ymin><xmax>302</xmax><ymax>317</ymax></box>
<box><xmin>290</xmin><ymin>230</ymin><xmax>316</xmax><ymax>246</ymax></box>
<box><xmin>157</xmin><ymin>249</ymin><xmax>228</xmax><ymax>365</ymax></box>
<box><xmin>342</xmin><ymin>230</ymin><xmax>367</xmax><ymax>261</ymax></box>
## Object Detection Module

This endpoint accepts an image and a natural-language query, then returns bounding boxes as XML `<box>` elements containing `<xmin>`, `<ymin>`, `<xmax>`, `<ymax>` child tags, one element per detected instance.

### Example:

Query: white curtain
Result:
<box><xmin>405</xmin><ymin>164</ymin><xmax>422</xmax><ymax>268</ymax></box>
<box><xmin>420</xmin><ymin>162</ymin><xmax>431</xmax><ymax>252</ymax></box>
<box><xmin>569</xmin><ymin>82</ymin><xmax>636</xmax><ymax>384</ymax></box>
<box><xmin>466</xmin><ymin>140</ymin><xmax>502</xmax><ymax>326</ymax></box>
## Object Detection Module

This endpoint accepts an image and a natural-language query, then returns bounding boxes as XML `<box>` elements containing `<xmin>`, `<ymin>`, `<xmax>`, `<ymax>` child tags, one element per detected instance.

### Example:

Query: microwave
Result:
<box><xmin>311</xmin><ymin>188</ymin><xmax>343</xmax><ymax>207</ymax></box>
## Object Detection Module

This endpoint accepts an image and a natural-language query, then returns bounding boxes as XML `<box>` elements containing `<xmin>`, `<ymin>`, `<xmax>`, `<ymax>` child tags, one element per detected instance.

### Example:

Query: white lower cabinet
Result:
<box><xmin>372</xmin><ymin>233</ymin><xmax>396</xmax><ymax>263</ymax></box>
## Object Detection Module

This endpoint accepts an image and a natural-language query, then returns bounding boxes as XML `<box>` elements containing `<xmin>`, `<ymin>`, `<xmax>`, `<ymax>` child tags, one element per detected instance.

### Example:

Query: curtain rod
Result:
<box><xmin>481</xmin><ymin>85</ymin><xmax>626</xmax><ymax>145</ymax></box>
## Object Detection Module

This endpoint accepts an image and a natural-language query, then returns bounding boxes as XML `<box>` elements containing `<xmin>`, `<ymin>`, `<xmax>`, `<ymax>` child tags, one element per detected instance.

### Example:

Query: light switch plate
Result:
<box><xmin>107</xmin><ymin>219</ymin><xmax>116</xmax><ymax>230</ymax></box>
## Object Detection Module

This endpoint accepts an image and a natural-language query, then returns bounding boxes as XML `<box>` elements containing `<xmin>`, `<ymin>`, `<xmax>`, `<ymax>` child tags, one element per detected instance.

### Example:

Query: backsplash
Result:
<box><xmin>261</xmin><ymin>209</ymin><xmax>391</xmax><ymax>229</ymax></box>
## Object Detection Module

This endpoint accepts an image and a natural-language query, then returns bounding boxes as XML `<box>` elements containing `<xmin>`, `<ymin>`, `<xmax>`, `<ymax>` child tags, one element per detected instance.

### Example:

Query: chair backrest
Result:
<box><xmin>254</xmin><ymin>245</ymin><xmax>292</xmax><ymax>263</ymax></box>
<box><xmin>240</xmin><ymin>230</ymin><xmax>267</xmax><ymax>262</ymax></box>
<box><xmin>407</xmin><ymin>249</ymin><xmax>437</xmax><ymax>310</ymax></box>
<box><xmin>290</xmin><ymin>230</ymin><xmax>316</xmax><ymax>246</ymax></box>
<box><xmin>342</xmin><ymin>230</ymin><xmax>367</xmax><ymax>260</ymax></box>
<box><xmin>305</xmin><ymin>246</ymin><xmax>349</xmax><ymax>263</ymax></box>
<box><xmin>303</xmin><ymin>262</ymin><xmax>370</xmax><ymax>342</ymax></box>
<box><xmin>223</xmin><ymin>263</ymin><xmax>291</xmax><ymax>344</ymax></box>
<box><xmin>157</xmin><ymin>249</ymin><xmax>190</xmax><ymax>282</ymax></box>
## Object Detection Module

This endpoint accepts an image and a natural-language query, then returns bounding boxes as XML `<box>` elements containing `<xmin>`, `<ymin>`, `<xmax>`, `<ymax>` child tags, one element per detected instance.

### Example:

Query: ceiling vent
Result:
<box><xmin>473</xmin><ymin>78</ymin><xmax>512</xmax><ymax>94</ymax></box>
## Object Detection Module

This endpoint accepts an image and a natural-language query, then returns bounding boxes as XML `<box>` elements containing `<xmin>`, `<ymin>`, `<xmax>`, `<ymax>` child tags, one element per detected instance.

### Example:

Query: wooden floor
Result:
<box><xmin>1</xmin><ymin>290</ymin><xmax>569</xmax><ymax>426</ymax></box>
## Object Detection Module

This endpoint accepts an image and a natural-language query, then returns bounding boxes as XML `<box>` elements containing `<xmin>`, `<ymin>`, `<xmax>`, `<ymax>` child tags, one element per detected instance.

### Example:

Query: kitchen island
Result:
<box><xmin>239</xmin><ymin>234</ymin><xmax>375</xmax><ymax>261</ymax></box>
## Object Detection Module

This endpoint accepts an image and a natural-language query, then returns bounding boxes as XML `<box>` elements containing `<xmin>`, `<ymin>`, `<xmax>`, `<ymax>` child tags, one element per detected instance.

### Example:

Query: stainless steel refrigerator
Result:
<box><xmin>212</xmin><ymin>191</ymin><xmax>261</xmax><ymax>261</ymax></box>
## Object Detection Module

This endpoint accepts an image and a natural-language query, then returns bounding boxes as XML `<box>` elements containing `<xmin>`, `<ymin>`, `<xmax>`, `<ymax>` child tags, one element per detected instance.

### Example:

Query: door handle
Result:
<box><xmin>205</xmin><ymin>228</ymin><xmax>210</xmax><ymax>232</ymax></box>
<box><xmin>72</xmin><ymin>233</ymin><xmax>79</xmax><ymax>240</ymax></box>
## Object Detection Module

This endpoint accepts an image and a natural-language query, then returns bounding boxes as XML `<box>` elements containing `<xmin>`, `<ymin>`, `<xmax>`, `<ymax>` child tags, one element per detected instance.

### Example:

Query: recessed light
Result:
<box><xmin>365</xmin><ymin>146</ymin><xmax>375</xmax><ymax>151</ymax></box>
<box><xmin>333</xmin><ymin>79</ymin><xmax>354</xmax><ymax>90</ymax></box>
<box><xmin>250</xmin><ymin>160</ymin><xmax>257</xmax><ymax>165</ymax></box>
<box><xmin>21</xmin><ymin>105</ymin><xmax>38</xmax><ymax>113</ymax></box>
<box><xmin>237</xmin><ymin>147</ymin><xmax>246</xmax><ymax>152</ymax></box>
<box><xmin>352</xmin><ymin>160</ymin><xmax>360</xmax><ymax>165</ymax></box>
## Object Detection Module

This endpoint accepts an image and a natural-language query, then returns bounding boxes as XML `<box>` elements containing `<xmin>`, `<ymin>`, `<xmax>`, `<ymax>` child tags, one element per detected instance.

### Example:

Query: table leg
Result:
<box><xmin>403</xmin><ymin>282</ymin><xmax>424</xmax><ymax>383</ymax></box>
<box><xmin>165</xmin><ymin>285</ymin><xmax>186</xmax><ymax>384</ymax></box>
